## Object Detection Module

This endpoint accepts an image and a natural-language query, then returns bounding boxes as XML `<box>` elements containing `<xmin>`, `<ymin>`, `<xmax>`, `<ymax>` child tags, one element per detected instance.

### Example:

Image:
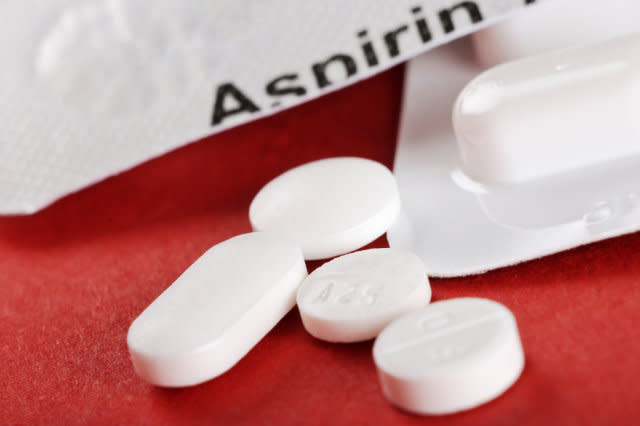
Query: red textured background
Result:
<box><xmin>2</xmin><ymin>66</ymin><xmax>639</xmax><ymax>425</ymax></box>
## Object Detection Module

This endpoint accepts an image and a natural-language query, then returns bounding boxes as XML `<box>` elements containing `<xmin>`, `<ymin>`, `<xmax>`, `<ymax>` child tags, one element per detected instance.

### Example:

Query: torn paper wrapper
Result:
<box><xmin>0</xmin><ymin>0</ymin><xmax>537</xmax><ymax>214</ymax></box>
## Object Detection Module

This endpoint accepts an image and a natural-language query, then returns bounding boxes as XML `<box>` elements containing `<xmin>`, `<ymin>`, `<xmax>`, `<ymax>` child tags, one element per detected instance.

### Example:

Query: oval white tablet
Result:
<box><xmin>127</xmin><ymin>232</ymin><xmax>307</xmax><ymax>387</ymax></box>
<box><xmin>297</xmin><ymin>248</ymin><xmax>430</xmax><ymax>343</ymax></box>
<box><xmin>373</xmin><ymin>298</ymin><xmax>524</xmax><ymax>415</ymax></box>
<box><xmin>249</xmin><ymin>157</ymin><xmax>401</xmax><ymax>260</ymax></box>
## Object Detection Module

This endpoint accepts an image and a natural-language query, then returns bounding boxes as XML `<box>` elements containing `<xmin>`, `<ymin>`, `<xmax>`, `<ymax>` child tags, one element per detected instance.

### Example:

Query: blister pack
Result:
<box><xmin>388</xmin><ymin>0</ymin><xmax>640</xmax><ymax>276</ymax></box>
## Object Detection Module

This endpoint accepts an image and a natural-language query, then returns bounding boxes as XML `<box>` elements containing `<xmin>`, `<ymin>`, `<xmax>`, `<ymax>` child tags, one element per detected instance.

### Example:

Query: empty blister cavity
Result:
<box><xmin>453</xmin><ymin>34</ymin><xmax>640</xmax><ymax>229</ymax></box>
<box><xmin>127</xmin><ymin>232</ymin><xmax>307</xmax><ymax>387</ymax></box>
<box><xmin>250</xmin><ymin>157</ymin><xmax>401</xmax><ymax>260</ymax></box>
<box><xmin>373</xmin><ymin>298</ymin><xmax>524</xmax><ymax>415</ymax></box>
<box><xmin>472</xmin><ymin>0</ymin><xmax>640</xmax><ymax>68</ymax></box>
<box><xmin>297</xmin><ymin>248</ymin><xmax>430</xmax><ymax>343</ymax></box>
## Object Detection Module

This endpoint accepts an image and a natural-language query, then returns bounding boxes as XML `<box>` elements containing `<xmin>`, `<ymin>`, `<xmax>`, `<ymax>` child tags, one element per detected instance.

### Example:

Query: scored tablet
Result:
<box><xmin>373</xmin><ymin>298</ymin><xmax>524</xmax><ymax>415</ymax></box>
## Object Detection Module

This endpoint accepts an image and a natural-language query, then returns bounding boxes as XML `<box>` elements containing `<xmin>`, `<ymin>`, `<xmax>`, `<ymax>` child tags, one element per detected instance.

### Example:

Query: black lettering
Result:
<box><xmin>383</xmin><ymin>25</ymin><xmax>409</xmax><ymax>58</ymax></box>
<box><xmin>266</xmin><ymin>74</ymin><xmax>307</xmax><ymax>98</ymax></box>
<box><xmin>358</xmin><ymin>29</ymin><xmax>379</xmax><ymax>67</ymax></box>
<box><xmin>312</xmin><ymin>54</ymin><xmax>357</xmax><ymax>89</ymax></box>
<box><xmin>438</xmin><ymin>1</ymin><xmax>483</xmax><ymax>34</ymax></box>
<box><xmin>211</xmin><ymin>83</ymin><xmax>260</xmax><ymax>126</ymax></box>
<box><xmin>411</xmin><ymin>6</ymin><xmax>432</xmax><ymax>43</ymax></box>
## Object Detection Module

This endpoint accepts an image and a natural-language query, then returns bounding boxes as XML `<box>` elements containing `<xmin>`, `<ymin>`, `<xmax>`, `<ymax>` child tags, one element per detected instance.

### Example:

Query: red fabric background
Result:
<box><xmin>2</xmin><ymin>66</ymin><xmax>639</xmax><ymax>425</ymax></box>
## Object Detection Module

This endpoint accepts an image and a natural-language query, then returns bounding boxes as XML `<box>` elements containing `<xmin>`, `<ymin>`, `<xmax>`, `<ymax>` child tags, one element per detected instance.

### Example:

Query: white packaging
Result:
<box><xmin>454</xmin><ymin>34</ymin><xmax>640</xmax><ymax>229</ymax></box>
<box><xmin>0</xmin><ymin>0</ymin><xmax>536</xmax><ymax>214</ymax></box>
<box><xmin>388</xmin><ymin>36</ymin><xmax>640</xmax><ymax>276</ymax></box>
<box><xmin>472</xmin><ymin>0</ymin><xmax>640</xmax><ymax>67</ymax></box>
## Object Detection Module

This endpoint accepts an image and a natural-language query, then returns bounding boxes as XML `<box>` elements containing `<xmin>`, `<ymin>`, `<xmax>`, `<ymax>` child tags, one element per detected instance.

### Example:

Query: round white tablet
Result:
<box><xmin>127</xmin><ymin>232</ymin><xmax>307</xmax><ymax>387</ymax></box>
<box><xmin>373</xmin><ymin>298</ymin><xmax>524</xmax><ymax>415</ymax></box>
<box><xmin>297</xmin><ymin>248</ymin><xmax>430</xmax><ymax>343</ymax></box>
<box><xmin>249</xmin><ymin>157</ymin><xmax>401</xmax><ymax>260</ymax></box>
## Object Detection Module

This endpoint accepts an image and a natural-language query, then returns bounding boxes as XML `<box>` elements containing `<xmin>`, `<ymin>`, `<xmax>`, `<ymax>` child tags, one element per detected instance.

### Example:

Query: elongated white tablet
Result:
<box><xmin>296</xmin><ymin>248</ymin><xmax>430</xmax><ymax>343</ymax></box>
<box><xmin>373</xmin><ymin>298</ymin><xmax>524</xmax><ymax>415</ymax></box>
<box><xmin>454</xmin><ymin>33</ymin><xmax>640</xmax><ymax>185</ymax></box>
<box><xmin>249</xmin><ymin>157</ymin><xmax>401</xmax><ymax>260</ymax></box>
<box><xmin>472</xmin><ymin>0</ymin><xmax>640</xmax><ymax>67</ymax></box>
<box><xmin>127</xmin><ymin>232</ymin><xmax>307</xmax><ymax>387</ymax></box>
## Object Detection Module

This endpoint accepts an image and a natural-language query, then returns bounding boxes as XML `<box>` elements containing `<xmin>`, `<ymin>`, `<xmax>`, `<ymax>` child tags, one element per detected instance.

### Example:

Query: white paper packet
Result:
<box><xmin>0</xmin><ymin>0</ymin><xmax>536</xmax><ymax>214</ymax></box>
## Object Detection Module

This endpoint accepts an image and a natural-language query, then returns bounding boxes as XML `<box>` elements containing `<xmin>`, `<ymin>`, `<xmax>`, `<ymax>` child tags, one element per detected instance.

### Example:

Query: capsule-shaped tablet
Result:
<box><xmin>454</xmin><ymin>33</ymin><xmax>640</xmax><ymax>185</ymax></box>
<box><xmin>373</xmin><ymin>298</ymin><xmax>524</xmax><ymax>415</ymax></box>
<box><xmin>127</xmin><ymin>232</ymin><xmax>307</xmax><ymax>387</ymax></box>
<box><xmin>472</xmin><ymin>0</ymin><xmax>640</xmax><ymax>68</ymax></box>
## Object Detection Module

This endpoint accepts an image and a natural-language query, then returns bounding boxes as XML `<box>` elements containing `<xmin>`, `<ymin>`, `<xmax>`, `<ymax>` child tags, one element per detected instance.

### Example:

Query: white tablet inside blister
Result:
<box><xmin>387</xmin><ymin>38</ymin><xmax>640</xmax><ymax>277</ymax></box>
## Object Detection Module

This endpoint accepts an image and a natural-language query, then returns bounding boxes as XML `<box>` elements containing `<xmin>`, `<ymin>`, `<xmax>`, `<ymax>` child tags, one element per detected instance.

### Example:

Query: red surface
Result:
<box><xmin>2</xmin><ymin>66</ymin><xmax>640</xmax><ymax>425</ymax></box>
